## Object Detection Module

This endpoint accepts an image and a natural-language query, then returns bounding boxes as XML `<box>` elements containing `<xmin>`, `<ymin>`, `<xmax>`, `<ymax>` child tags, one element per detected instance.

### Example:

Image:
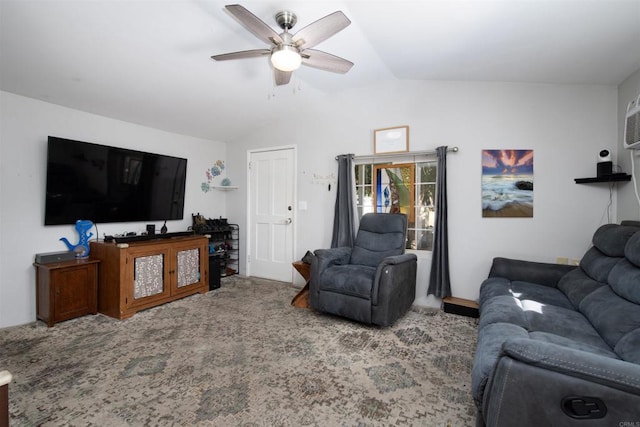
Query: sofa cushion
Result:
<box><xmin>615</xmin><ymin>329</ymin><xmax>640</xmax><ymax>364</ymax></box>
<box><xmin>580</xmin><ymin>286</ymin><xmax>640</xmax><ymax>350</ymax></box>
<box><xmin>579</xmin><ymin>246</ymin><xmax>623</xmax><ymax>282</ymax></box>
<box><xmin>557</xmin><ymin>268</ymin><xmax>606</xmax><ymax>308</ymax></box>
<box><xmin>609</xmin><ymin>258</ymin><xmax>640</xmax><ymax>304</ymax></box>
<box><xmin>592</xmin><ymin>224</ymin><xmax>639</xmax><ymax>256</ymax></box>
<box><xmin>625</xmin><ymin>231</ymin><xmax>640</xmax><ymax>268</ymax></box>
<box><xmin>479</xmin><ymin>295</ymin><xmax>609</xmax><ymax>351</ymax></box>
<box><xmin>479</xmin><ymin>277</ymin><xmax>574</xmax><ymax>310</ymax></box>
<box><xmin>318</xmin><ymin>264</ymin><xmax>376</xmax><ymax>299</ymax></box>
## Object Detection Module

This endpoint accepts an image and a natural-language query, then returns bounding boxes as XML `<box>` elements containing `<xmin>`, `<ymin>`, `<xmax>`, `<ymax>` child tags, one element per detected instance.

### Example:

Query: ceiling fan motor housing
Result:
<box><xmin>275</xmin><ymin>11</ymin><xmax>297</xmax><ymax>30</ymax></box>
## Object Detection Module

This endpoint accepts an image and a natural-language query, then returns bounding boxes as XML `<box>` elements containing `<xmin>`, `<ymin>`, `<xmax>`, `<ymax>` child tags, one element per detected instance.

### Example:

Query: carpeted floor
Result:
<box><xmin>1</xmin><ymin>276</ymin><xmax>478</xmax><ymax>426</ymax></box>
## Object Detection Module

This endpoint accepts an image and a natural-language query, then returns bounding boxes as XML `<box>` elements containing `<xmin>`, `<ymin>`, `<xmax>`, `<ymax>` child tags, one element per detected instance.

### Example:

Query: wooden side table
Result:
<box><xmin>34</xmin><ymin>258</ymin><xmax>100</xmax><ymax>327</ymax></box>
<box><xmin>291</xmin><ymin>261</ymin><xmax>311</xmax><ymax>309</ymax></box>
<box><xmin>0</xmin><ymin>370</ymin><xmax>10</xmax><ymax>427</ymax></box>
<box><xmin>442</xmin><ymin>296</ymin><xmax>479</xmax><ymax>318</ymax></box>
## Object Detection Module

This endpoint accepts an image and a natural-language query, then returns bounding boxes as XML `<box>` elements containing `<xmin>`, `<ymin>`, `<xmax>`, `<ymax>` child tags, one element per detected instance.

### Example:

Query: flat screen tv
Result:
<box><xmin>45</xmin><ymin>136</ymin><xmax>187</xmax><ymax>226</ymax></box>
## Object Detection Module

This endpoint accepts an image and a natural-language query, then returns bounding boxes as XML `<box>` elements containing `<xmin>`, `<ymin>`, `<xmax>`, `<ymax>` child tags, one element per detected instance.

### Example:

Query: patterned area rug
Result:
<box><xmin>1</xmin><ymin>276</ymin><xmax>478</xmax><ymax>426</ymax></box>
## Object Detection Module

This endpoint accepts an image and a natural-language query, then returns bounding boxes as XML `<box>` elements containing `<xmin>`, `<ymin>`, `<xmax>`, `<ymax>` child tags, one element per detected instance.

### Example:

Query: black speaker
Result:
<box><xmin>597</xmin><ymin>161</ymin><xmax>612</xmax><ymax>177</ymax></box>
<box><xmin>597</xmin><ymin>149</ymin><xmax>612</xmax><ymax>177</ymax></box>
<box><xmin>34</xmin><ymin>251</ymin><xmax>76</xmax><ymax>264</ymax></box>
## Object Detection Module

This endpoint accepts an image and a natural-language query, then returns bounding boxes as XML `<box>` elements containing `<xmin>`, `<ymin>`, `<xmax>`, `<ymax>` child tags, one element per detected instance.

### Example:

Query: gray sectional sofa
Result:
<box><xmin>472</xmin><ymin>222</ymin><xmax>640</xmax><ymax>426</ymax></box>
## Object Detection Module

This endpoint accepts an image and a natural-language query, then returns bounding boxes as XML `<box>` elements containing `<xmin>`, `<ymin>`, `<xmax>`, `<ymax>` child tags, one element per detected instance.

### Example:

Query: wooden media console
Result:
<box><xmin>90</xmin><ymin>235</ymin><xmax>209</xmax><ymax>320</ymax></box>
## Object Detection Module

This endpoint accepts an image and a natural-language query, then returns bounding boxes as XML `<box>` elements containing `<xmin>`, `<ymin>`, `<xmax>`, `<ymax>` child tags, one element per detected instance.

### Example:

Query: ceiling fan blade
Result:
<box><xmin>211</xmin><ymin>49</ymin><xmax>271</xmax><ymax>61</ymax></box>
<box><xmin>274</xmin><ymin>69</ymin><xmax>292</xmax><ymax>86</ymax></box>
<box><xmin>292</xmin><ymin>11</ymin><xmax>350</xmax><ymax>50</ymax></box>
<box><xmin>301</xmin><ymin>49</ymin><xmax>353</xmax><ymax>74</ymax></box>
<box><xmin>225</xmin><ymin>4</ymin><xmax>283</xmax><ymax>46</ymax></box>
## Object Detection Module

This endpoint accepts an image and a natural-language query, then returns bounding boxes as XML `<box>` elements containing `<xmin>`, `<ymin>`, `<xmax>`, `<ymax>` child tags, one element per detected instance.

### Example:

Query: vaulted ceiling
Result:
<box><xmin>1</xmin><ymin>1</ymin><xmax>639</xmax><ymax>142</ymax></box>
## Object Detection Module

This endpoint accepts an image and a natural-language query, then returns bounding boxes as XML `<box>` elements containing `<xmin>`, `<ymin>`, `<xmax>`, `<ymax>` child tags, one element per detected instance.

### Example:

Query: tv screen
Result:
<box><xmin>45</xmin><ymin>136</ymin><xmax>187</xmax><ymax>226</ymax></box>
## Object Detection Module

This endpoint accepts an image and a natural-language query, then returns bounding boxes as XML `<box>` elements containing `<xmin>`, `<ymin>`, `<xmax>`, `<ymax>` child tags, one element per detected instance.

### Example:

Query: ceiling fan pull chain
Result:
<box><xmin>293</xmin><ymin>77</ymin><xmax>303</xmax><ymax>94</ymax></box>
<box><xmin>268</xmin><ymin>82</ymin><xmax>276</xmax><ymax>100</ymax></box>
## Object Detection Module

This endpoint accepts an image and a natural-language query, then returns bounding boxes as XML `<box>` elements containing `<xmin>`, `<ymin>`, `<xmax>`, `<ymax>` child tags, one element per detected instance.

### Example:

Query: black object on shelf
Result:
<box><xmin>574</xmin><ymin>173</ymin><xmax>632</xmax><ymax>184</ymax></box>
<box><xmin>111</xmin><ymin>231</ymin><xmax>194</xmax><ymax>244</ymax></box>
<box><xmin>208</xmin><ymin>255</ymin><xmax>222</xmax><ymax>290</ymax></box>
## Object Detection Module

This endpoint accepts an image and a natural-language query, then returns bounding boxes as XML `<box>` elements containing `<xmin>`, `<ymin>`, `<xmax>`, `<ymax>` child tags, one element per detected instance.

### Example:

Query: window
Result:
<box><xmin>355</xmin><ymin>159</ymin><xmax>437</xmax><ymax>251</ymax></box>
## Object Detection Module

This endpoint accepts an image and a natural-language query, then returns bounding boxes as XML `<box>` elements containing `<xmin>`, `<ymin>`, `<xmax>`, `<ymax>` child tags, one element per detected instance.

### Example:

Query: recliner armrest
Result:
<box><xmin>372</xmin><ymin>253</ymin><xmax>417</xmax><ymax>305</ymax></box>
<box><xmin>313</xmin><ymin>247</ymin><xmax>352</xmax><ymax>268</ymax></box>
<box><xmin>488</xmin><ymin>257</ymin><xmax>576</xmax><ymax>288</ymax></box>
<box><xmin>379</xmin><ymin>253</ymin><xmax>417</xmax><ymax>266</ymax></box>
<box><xmin>311</xmin><ymin>247</ymin><xmax>353</xmax><ymax>287</ymax></box>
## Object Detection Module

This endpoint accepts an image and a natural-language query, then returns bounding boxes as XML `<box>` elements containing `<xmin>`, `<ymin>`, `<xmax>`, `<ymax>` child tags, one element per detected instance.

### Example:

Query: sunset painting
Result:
<box><xmin>482</xmin><ymin>150</ymin><xmax>534</xmax><ymax>217</ymax></box>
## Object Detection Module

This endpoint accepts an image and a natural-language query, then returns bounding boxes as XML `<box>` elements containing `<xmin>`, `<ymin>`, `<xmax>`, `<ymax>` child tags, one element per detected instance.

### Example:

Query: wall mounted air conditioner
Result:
<box><xmin>624</xmin><ymin>93</ymin><xmax>640</xmax><ymax>149</ymax></box>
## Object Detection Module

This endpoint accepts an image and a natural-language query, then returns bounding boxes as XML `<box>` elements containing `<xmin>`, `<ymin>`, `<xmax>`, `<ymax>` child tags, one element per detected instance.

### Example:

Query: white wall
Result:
<box><xmin>617</xmin><ymin>68</ymin><xmax>640</xmax><ymax>221</ymax></box>
<box><xmin>0</xmin><ymin>79</ymin><xmax>624</xmax><ymax>327</ymax></box>
<box><xmin>0</xmin><ymin>91</ymin><xmax>226</xmax><ymax>328</ymax></box>
<box><xmin>226</xmin><ymin>80</ymin><xmax>619</xmax><ymax>306</ymax></box>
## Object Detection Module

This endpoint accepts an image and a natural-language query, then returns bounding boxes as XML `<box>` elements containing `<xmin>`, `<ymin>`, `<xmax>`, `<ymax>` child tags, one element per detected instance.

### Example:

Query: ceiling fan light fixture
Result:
<box><xmin>271</xmin><ymin>45</ymin><xmax>302</xmax><ymax>72</ymax></box>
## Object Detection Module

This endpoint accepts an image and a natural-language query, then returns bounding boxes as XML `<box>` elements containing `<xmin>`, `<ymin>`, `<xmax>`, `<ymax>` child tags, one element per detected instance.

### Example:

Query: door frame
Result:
<box><xmin>245</xmin><ymin>145</ymin><xmax>297</xmax><ymax>280</ymax></box>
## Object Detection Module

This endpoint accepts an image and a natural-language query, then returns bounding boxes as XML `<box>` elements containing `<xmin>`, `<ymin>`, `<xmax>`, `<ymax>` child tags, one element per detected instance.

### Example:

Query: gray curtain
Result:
<box><xmin>428</xmin><ymin>146</ymin><xmax>452</xmax><ymax>297</ymax></box>
<box><xmin>331</xmin><ymin>154</ymin><xmax>356</xmax><ymax>248</ymax></box>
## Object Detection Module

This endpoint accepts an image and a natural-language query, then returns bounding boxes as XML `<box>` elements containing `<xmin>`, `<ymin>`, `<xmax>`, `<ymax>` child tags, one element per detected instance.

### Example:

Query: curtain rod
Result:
<box><xmin>337</xmin><ymin>146</ymin><xmax>459</xmax><ymax>161</ymax></box>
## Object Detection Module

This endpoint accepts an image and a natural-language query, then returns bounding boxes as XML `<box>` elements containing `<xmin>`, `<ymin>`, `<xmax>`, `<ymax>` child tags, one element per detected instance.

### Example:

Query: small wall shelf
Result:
<box><xmin>574</xmin><ymin>174</ymin><xmax>631</xmax><ymax>184</ymax></box>
<box><xmin>211</xmin><ymin>186</ymin><xmax>238</xmax><ymax>190</ymax></box>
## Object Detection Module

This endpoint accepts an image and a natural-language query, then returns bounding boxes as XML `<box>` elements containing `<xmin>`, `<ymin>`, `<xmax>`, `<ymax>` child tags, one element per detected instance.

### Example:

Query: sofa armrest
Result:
<box><xmin>481</xmin><ymin>339</ymin><xmax>640</xmax><ymax>426</ymax></box>
<box><xmin>488</xmin><ymin>257</ymin><xmax>576</xmax><ymax>287</ymax></box>
<box><xmin>502</xmin><ymin>339</ymin><xmax>640</xmax><ymax>393</ymax></box>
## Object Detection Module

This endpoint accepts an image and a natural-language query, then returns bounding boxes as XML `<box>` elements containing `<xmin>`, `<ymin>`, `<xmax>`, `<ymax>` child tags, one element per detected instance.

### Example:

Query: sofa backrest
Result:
<box><xmin>558</xmin><ymin>224</ymin><xmax>639</xmax><ymax>308</ymax></box>
<box><xmin>350</xmin><ymin>213</ymin><xmax>407</xmax><ymax>267</ymax></box>
<box><xmin>609</xmin><ymin>232</ymin><xmax>640</xmax><ymax>363</ymax></box>
<box><xmin>609</xmin><ymin>231</ymin><xmax>640</xmax><ymax>304</ymax></box>
<box><xmin>566</xmin><ymin>225</ymin><xmax>640</xmax><ymax>362</ymax></box>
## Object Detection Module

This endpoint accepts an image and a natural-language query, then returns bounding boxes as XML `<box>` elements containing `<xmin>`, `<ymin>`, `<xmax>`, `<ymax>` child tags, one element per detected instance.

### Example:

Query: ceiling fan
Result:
<box><xmin>211</xmin><ymin>4</ymin><xmax>354</xmax><ymax>85</ymax></box>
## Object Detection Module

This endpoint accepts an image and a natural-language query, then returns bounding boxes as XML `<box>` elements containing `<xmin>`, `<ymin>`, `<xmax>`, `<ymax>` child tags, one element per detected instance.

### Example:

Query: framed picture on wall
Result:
<box><xmin>374</xmin><ymin>126</ymin><xmax>409</xmax><ymax>154</ymax></box>
<box><xmin>481</xmin><ymin>149</ymin><xmax>534</xmax><ymax>218</ymax></box>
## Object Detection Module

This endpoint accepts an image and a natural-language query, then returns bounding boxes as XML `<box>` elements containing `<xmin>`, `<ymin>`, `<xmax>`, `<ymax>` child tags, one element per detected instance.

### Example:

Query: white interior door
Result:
<box><xmin>248</xmin><ymin>148</ymin><xmax>295</xmax><ymax>282</ymax></box>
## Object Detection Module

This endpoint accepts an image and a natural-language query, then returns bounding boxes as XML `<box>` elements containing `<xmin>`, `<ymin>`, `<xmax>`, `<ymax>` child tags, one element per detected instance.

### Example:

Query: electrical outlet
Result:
<box><xmin>556</xmin><ymin>257</ymin><xmax>568</xmax><ymax>265</ymax></box>
<box><xmin>569</xmin><ymin>258</ymin><xmax>581</xmax><ymax>266</ymax></box>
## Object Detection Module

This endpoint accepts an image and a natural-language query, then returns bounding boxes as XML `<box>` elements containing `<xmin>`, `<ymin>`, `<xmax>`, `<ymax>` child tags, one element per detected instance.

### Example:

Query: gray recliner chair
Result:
<box><xmin>309</xmin><ymin>213</ymin><xmax>418</xmax><ymax>326</ymax></box>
